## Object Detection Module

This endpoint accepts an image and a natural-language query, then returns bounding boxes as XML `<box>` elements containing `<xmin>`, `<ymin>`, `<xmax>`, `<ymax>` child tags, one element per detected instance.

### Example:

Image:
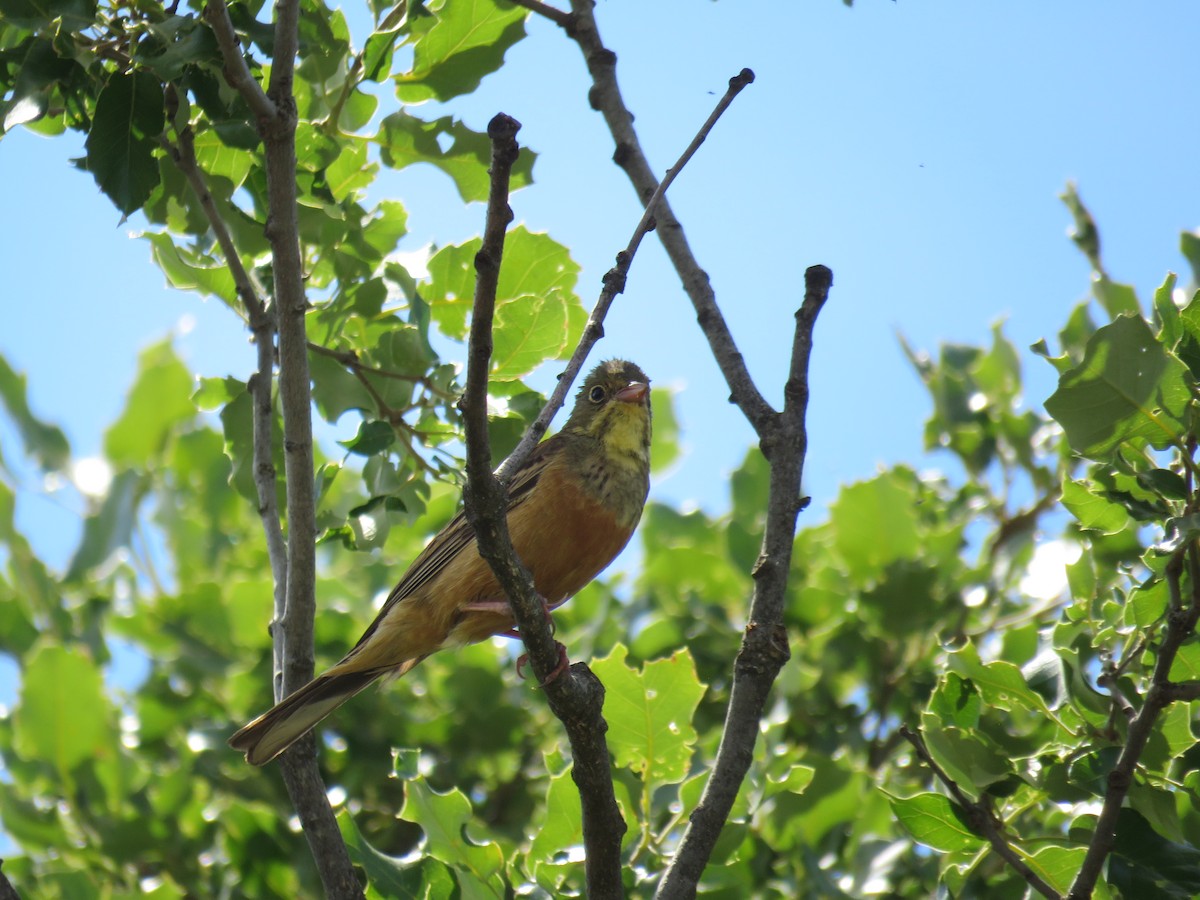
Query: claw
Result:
<box><xmin>517</xmin><ymin>642</ymin><xmax>570</xmax><ymax>686</ymax></box>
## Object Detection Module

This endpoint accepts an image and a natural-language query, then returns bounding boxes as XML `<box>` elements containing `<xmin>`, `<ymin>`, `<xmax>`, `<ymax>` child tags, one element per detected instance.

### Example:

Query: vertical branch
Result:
<box><xmin>206</xmin><ymin>1</ymin><xmax>362</xmax><ymax>896</ymax></box>
<box><xmin>460</xmin><ymin>113</ymin><xmax>626</xmax><ymax>899</ymax></box>
<box><xmin>655</xmin><ymin>268</ymin><xmax>829</xmax><ymax>900</ymax></box>
<box><xmin>516</xmin><ymin>4</ymin><xmax>832</xmax><ymax>892</ymax></box>
<box><xmin>557</xmin><ymin>0</ymin><xmax>775</xmax><ymax>433</ymax></box>
<box><xmin>159</xmin><ymin>95</ymin><xmax>288</xmax><ymax>696</ymax></box>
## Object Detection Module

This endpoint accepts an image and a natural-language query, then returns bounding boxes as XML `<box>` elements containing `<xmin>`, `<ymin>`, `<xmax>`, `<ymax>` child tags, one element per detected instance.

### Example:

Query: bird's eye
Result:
<box><xmin>589</xmin><ymin>385</ymin><xmax>607</xmax><ymax>403</ymax></box>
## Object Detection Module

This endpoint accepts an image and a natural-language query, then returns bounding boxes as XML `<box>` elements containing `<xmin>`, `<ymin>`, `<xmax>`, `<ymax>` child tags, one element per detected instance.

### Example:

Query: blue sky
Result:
<box><xmin>2</xmin><ymin>3</ymin><xmax>1198</xmax><ymax>689</ymax></box>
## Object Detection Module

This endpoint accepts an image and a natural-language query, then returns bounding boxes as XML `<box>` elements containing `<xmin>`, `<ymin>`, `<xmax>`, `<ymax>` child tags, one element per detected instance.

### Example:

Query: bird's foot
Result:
<box><xmin>516</xmin><ymin>641</ymin><xmax>571</xmax><ymax>687</ymax></box>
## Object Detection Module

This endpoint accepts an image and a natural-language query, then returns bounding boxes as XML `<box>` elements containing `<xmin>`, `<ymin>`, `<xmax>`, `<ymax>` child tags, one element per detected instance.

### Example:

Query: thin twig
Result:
<box><xmin>900</xmin><ymin>726</ymin><xmax>1061</xmax><ymax>900</ymax></box>
<box><xmin>495</xmin><ymin>69</ymin><xmax>754</xmax><ymax>485</ymax></box>
<box><xmin>461</xmin><ymin>112</ymin><xmax>626</xmax><ymax>899</ymax></box>
<box><xmin>158</xmin><ymin>99</ymin><xmax>266</xmax><ymax>322</ymax></box>
<box><xmin>160</xmin><ymin>86</ymin><xmax>287</xmax><ymax>696</ymax></box>
<box><xmin>558</xmin><ymin>1</ymin><xmax>775</xmax><ymax>434</ymax></box>
<box><xmin>202</xmin><ymin>0</ymin><xmax>276</xmax><ymax>121</ymax></box>
<box><xmin>512</xmin><ymin>0</ymin><xmax>572</xmax><ymax>29</ymax></box>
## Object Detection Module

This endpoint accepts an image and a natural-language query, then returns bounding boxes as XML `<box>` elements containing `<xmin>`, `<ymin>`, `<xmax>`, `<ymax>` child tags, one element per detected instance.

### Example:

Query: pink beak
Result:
<box><xmin>615</xmin><ymin>382</ymin><xmax>649</xmax><ymax>404</ymax></box>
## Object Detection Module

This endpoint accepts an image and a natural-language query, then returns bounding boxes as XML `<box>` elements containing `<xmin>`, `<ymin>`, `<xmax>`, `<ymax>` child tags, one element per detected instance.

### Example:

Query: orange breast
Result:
<box><xmin>340</xmin><ymin>454</ymin><xmax>636</xmax><ymax>669</ymax></box>
<box><xmin>446</xmin><ymin>458</ymin><xmax>634</xmax><ymax>646</ymax></box>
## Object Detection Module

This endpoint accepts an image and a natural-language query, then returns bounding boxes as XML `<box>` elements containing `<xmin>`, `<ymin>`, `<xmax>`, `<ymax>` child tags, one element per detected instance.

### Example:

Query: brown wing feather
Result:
<box><xmin>346</xmin><ymin>436</ymin><xmax>566</xmax><ymax>654</ymax></box>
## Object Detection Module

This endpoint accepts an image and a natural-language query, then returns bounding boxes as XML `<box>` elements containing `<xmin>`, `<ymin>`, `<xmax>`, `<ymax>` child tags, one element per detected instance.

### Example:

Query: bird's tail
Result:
<box><xmin>228</xmin><ymin>667</ymin><xmax>384</xmax><ymax>766</ymax></box>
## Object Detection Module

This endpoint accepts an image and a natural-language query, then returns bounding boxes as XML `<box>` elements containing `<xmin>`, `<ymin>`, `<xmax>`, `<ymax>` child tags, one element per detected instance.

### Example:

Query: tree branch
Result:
<box><xmin>158</xmin><ymin>87</ymin><xmax>288</xmax><ymax>698</ymax></box>
<box><xmin>513</xmin><ymin>0</ymin><xmax>573</xmax><ymax>29</ymax></box>
<box><xmin>0</xmin><ymin>861</ymin><xmax>21</xmax><ymax>900</ymax></box>
<box><xmin>202</xmin><ymin>0</ymin><xmax>276</xmax><ymax>121</ymax></box>
<box><xmin>529</xmin><ymin>6</ymin><xmax>828</xmax><ymax>893</ymax></box>
<box><xmin>900</xmin><ymin>726</ymin><xmax>1061</xmax><ymax>900</ymax></box>
<box><xmin>205</xmin><ymin>0</ymin><xmax>362</xmax><ymax>894</ymax></box>
<box><xmin>556</xmin><ymin>0</ymin><xmax>775</xmax><ymax>434</ymax></box>
<box><xmin>495</xmin><ymin>67</ymin><xmax>754</xmax><ymax>484</ymax></box>
<box><xmin>1067</xmin><ymin>551</ymin><xmax>1200</xmax><ymax>900</ymax></box>
<box><xmin>656</xmin><ymin>267</ymin><xmax>829</xmax><ymax>900</ymax></box>
<box><xmin>461</xmin><ymin>112</ymin><xmax>626</xmax><ymax>900</ymax></box>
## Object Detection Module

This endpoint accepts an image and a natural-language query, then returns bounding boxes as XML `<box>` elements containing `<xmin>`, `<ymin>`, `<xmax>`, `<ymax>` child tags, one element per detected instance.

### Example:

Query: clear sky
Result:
<box><xmin>2</xmin><ymin>3</ymin><xmax>1198</xmax><ymax>678</ymax></box>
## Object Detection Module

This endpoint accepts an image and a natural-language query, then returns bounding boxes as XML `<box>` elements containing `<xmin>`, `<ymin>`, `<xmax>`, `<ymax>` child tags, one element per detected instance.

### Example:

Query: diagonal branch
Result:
<box><xmin>202</xmin><ymin>0</ymin><xmax>276</xmax><ymax>121</ymax></box>
<box><xmin>901</xmin><ymin>726</ymin><xmax>1061</xmax><ymax>900</ymax></box>
<box><xmin>0</xmin><ymin>860</ymin><xmax>21</xmax><ymax>900</ymax></box>
<box><xmin>1067</xmin><ymin>550</ymin><xmax>1200</xmax><ymax>900</ymax></box>
<box><xmin>159</xmin><ymin>86</ymin><xmax>287</xmax><ymax>696</ymax></box>
<box><xmin>461</xmin><ymin>112</ymin><xmax>625</xmax><ymax>899</ymax></box>
<box><xmin>528</xmin><ymin>0</ymin><xmax>776</xmax><ymax>435</ymax></box>
<box><xmin>495</xmin><ymin>68</ymin><xmax>754</xmax><ymax>484</ymax></box>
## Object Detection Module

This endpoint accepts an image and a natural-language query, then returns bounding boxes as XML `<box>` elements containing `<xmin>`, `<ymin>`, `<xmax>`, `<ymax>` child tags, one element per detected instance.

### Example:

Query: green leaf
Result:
<box><xmin>397</xmin><ymin>778</ymin><xmax>505</xmax><ymax>897</ymax></box>
<box><xmin>379</xmin><ymin>111</ymin><xmax>534</xmax><ymax>203</ymax></box>
<box><xmin>946</xmin><ymin>641</ymin><xmax>1053</xmax><ymax>716</ymax></box>
<box><xmin>1182</xmin><ymin>232</ymin><xmax>1200</xmax><ymax>286</ymax></box>
<box><xmin>338</xmin><ymin>810</ymin><xmax>453</xmax><ymax>898</ymax></box>
<box><xmin>649</xmin><ymin>386</ymin><xmax>681</xmax><ymax>473</ymax></box>
<box><xmin>919</xmin><ymin>716</ymin><xmax>1014</xmax><ymax>796</ymax></box>
<box><xmin>829</xmin><ymin>471</ymin><xmax>920</xmax><ymax>577</ymax></box>
<box><xmin>1169</xmin><ymin>641</ymin><xmax>1200</xmax><ymax>682</ymax></box>
<box><xmin>1022</xmin><ymin>845</ymin><xmax>1087</xmax><ymax>895</ymax></box>
<box><xmin>591</xmin><ymin>645</ymin><xmax>705</xmax><ymax>788</ymax></box>
<box><xmin>396</xmin><ymin>0</ymin><xmax>527</xmax><ymax>103</ymax></box>
<box><xmin>64</xmin><ymin>468</ymin><xmax>142</xmax><ymax>582</ymax></box>
<box><xmin>527</xmin><ymin>765</ymin><xmax>581</xmax><ymax>866</ymax></box>
<box><xmin>1044</xmin><ymin>314</ymin><xmax>1191</xmax><ymax>460</ymax></box>
<box><xmin>326</xmin><ymin>137</ymin><xmax>375</xmax><ymax>201</ymax></box>
<box><xmin>928</xmin><ymin>673</ymin><xmax>982</xmax><ymax>729</ymax></box>
<box><xmin>0</xmin><ymin>0</ymin><xmax>95</xmax><ymax>30</ymax></box>
<box><xmin>1126</xmin><ymin>578</ymin><xmax>1168</xmax><ymax>628</ymax></box>
<box><xmin>1061</xmin><ymin>183</ymin><xmax>1102</xmax><ymax>271</ymax></box>
<box><xmin>0</xmin><ymin>352</ymin><xmax>69</xmax><ymax>470</ymax></box>
<box><xmin>888</xmin><ymin>792</ymin><xmax>984</xmax><ymax>853</ymax></box>
<box><xmin>13</xmin><ymin>643</ymin><xmax>114</xmax><ymax>780</ymax></box>
<box><xmin>143</xmin><ymin>231</ymin><xmax>238</xmax><ymax>306</ymax></box>
<box><xmin>1061</xmin><ymin>478</ymin><xmax>1131</xmax><ymax>534</ymax></box>
<box><xmin>423</xmin><ymin>228</ymin><xmax>583</xmax><ymax>375</ymax></box>
<box><xmin>1110</xmin><ymin>807</ymin><xmax>1200</xmax><ymax>899</ymax></box>
<box><xmin>104</xmin><ymin>339</ymin><xmax>196</xmax><ymax>465</ymax></box>
<box><xmin>85</xmin><ymin>70</ymin><xmax>164</xmax><ymax>214</ymax></box>
<box><xmin>339</xmin><ymin>420</ymin><xmax>395</xmax><ymax>456</ymax></box>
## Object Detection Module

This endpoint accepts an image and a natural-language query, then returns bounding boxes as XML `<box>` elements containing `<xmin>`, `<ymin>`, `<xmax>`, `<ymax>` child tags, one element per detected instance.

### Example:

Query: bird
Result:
<box><xmin>229</xmin><ymin>359</ymin><xmax>652</xmax><ymax>765</ymax></box>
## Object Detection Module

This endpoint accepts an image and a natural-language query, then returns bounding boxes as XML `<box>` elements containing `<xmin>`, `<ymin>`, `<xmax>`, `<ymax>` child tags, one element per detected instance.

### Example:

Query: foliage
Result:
<box><xmin>4</xmin><ymin>1</ymin><xmax>1200</xmax><ymax>898</ymax></box>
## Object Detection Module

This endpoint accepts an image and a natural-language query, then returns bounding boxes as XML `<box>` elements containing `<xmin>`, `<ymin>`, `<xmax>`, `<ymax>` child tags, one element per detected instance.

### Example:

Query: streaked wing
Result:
<box><xmin>347</xmin><ymin>435</ymin><xmax>565</xmax><ymax>652</ymax></box>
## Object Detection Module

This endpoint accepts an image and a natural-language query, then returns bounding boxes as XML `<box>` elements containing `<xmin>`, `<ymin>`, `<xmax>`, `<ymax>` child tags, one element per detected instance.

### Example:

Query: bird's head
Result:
<box><xmin>563</xmin><ymin>359</ymin><xmax>652</xmax><ymax>469</ymax></box>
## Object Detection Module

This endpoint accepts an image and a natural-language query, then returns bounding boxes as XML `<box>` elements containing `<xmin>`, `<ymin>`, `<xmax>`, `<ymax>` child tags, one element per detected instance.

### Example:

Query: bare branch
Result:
<box><xmin>202</xmin><ymin>0</ymin><xmax>276</xmax><ymax>121</ymax></box>
<box><xmin>1068</xmin><ymin>552</ymin><xmax>1200</xmax><ymax>900</ymax></box>
<box><xmin>900</xmin><ymin>726</ymin><xmax>1062</xmax><ymax>900</ymax></box>
<box><xmin>461</xmin><ymin>112</ymin><xmax>626</xmax><ymax>899</ymax></box>
<box><xmin>158</xmin><ymin>104</ymin><xmax>266</xmax><ymax>322</ymax></box>
<box><xmin>201</xmin><ymin>0</ymin><xmax>362</xmax><ymax>892</ymax></box>
<box><xmin>159</xmin><ymin>85</ymin><xmax>289</xmax><ymax>697</ymax></box>
<box><xmin>512</xmin><ymin>0</ymin><xmax>573</xmax><ymax>29</ymax></box>
<box><xmin>496</xmin><ymin>69</ymin><xmax>753</xmax><ymax>484</ymax></box>
<box><xmin>559</xmin><ymin>0</ymin><xmax>775</xmax><ymax>433</ymax></box>
<box><xmin>656</xmin><ymin>268</ymin><xmax>829</xmax><ymax>900</ymax></box>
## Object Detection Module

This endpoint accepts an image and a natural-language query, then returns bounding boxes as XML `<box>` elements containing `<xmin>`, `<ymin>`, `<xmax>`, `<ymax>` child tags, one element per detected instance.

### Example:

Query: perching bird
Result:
<box><xmin>229</xmin><ymin>359</ymin><xmax>652</xmax><ymax>765</ymax></box>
